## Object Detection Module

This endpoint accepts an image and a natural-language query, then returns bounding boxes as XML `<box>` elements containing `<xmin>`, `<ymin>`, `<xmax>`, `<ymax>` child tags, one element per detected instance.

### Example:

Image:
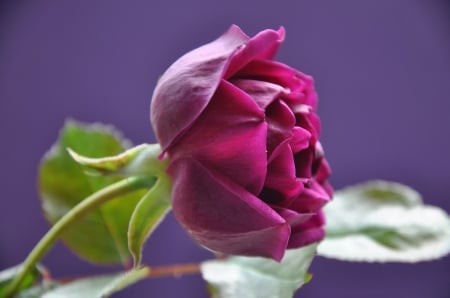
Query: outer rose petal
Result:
<box><xmin>151</xmin><ymin>25</ymin><xmax>249</xmax><ymax>151</ymax></box>
<box><xmin>224</xmin><ymin>27</ymin><xmax>285</xmax><ymax>78</ymax></box>
<box><xmin>169</xmin><ymin>158</ymin><xmax>290</xmax><ymax>261</ymax></box>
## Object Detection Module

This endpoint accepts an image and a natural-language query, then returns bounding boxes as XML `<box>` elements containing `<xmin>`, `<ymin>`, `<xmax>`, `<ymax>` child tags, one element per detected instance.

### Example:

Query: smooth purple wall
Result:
<box><xmin>1</xmin><ymin>1</ymin><xmax>449</xmax><ymax>297</ymax></box>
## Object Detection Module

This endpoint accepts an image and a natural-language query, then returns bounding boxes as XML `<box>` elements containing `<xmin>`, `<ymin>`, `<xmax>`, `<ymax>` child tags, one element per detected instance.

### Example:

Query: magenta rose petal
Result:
<box><xmin>272</xmin><ymin>206</ymin><xmax>314</xmax><ymax>227</ymax></box>
<box><xmin>294</xmin><ymin>108</ymin><xmax>321</xmax><ymax>144</ymax></box>
<box><xmin>237</xmin><ymin>60</ymin><xmax>304</xmax><ymax>91</ymax></box>
<box><xmin>169</xmin><ymin>158</ymin><xmax>290</xmax><ymax>260</ymax></box>
<box><xmin>284</xmin><ymin>72</ymin><xmax>318</xmax><ymax>109</ymax></box>
<box><xmin>231</xmin><ymin>79</ymin><xmax>288</xmax><ymax>109</ymax></box>
<box><xmin>151</xmin><ymin>25</ymin><xmax>250</xmax><ymax>151</ymax></box>
<box><xmin>291</xmin><ymin>126</ymin><xmax>311</xmax><ymax>153</ymax></box>
<box><xmin>322</xmin><ymin>182</ymin><xmax>334</xmax><ymax>197</ymax></box>
<box><xmin>225</xmin><ymin>27</ymin><xmax>285</xmax><ymax>78</ymax></box>
<box><xmin>170</xmin><ymin>80</ymin><xmax>267</xmax><ymax>195</ymax></box>
<box><xmin>238</xmin><ymin>60</ymin><xmax>319</xmax><ymax>109</ymax></box>
<box><xmin>294</xmin><ymin>147</ymin><xmax>314</xmax><ymax>179</ymax></box>
<box><xmin>237</xmin><ymin>60</ymin><xmax>298</xmax><ymax>88</ymax></box>
<box><xmin>287</xmin><ymin>212</ymin><xmax>326</xmax><ymax>248</ymax></box>
<box><xmin>290</xmin><ymin>181</ymin><xmax>331</xmax><ymax>213</ymax></box>
<box><xmin>314</xmin><ymin>158</ymin><xmax>332</xmax><ymax>184</ymax></box>
<box><xmin>313</xmin><ymin>142</ymin><xmax>332</xmax><ymax>182</ymax></box>
<box><xmin>266</xmin><ymin>100</ymin><xmax>296</xmax><ymax>161</ymax></box>
<box><xmin>265</xmin><ymin>144</ymin><xmax>303</xmax><ymax>200</ymax></box>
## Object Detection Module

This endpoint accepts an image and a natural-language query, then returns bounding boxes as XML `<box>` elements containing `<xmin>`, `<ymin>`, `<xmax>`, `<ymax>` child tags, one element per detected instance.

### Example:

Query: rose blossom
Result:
<box><xmin>150</xmin><ymin>25</ymin><xmax>332</xmax><ymax>261</ymax></box>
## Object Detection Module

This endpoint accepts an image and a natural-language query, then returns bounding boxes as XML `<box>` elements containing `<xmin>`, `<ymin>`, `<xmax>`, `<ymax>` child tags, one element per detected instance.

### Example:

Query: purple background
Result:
<box><xmin>1</xmin><ymin>0</ymin><xmax>449</xmax><ymax>297</ymax></box>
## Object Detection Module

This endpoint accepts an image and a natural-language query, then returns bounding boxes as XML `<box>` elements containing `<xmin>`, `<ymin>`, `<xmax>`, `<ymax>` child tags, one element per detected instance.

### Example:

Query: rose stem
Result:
<box><xmin>5</xmin><ymin>176</ymin><xmax>155</xmax><ymax>297</ymax></box>
<box><xmin>146</xmin><ymin>263</ymin><xmax>201</xmax><ymax>278</ymax></box>
<box><xmin>57</xmin><ymin>263</ymin><xmax>201</xmax><ymax>285</ymax></box>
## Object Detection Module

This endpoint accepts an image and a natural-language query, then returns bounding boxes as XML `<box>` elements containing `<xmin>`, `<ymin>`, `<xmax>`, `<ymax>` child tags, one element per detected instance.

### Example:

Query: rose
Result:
<box><xmin>150</xmin><ymin>25</ymin><xmax>332</xmax><ymax>261</ymax></box>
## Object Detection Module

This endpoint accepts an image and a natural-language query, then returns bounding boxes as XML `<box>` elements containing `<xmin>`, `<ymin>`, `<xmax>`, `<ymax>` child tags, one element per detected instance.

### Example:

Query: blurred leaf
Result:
<box><xmin>0</xmin><ymin>264</ymin><xmax>43</xmax><ymax>296</ymax></box>
<box><xmin>39</xmin><ymin>267</ymin><xmax>149</xmax><ymax>298</ymax></box>
<box><xmin>39</xmin><ymin>120</ymin><xmax>148</xmax><ymax>265</ymax></box>
<box><xmin>318</xmin><ymin>180</ymin><xmax>450</xmax><ymax>262</ymax></box>
<box><xmin>201</xmin><ymin>243</ymin><xmax>317</xmax><ymax>298</ymax></box>
<box><xmin>67</xmin><ymin>144</ymin><xmax>147</xmax><ymax>174</ymax></box>
<box><xmin>16</xmin><ymin>281</ymin><xmax>59</xmax><ymax>298</ymax></box>
<box><xmin>128</xmin><ymin>176</ymin><xmax>171</xmax><ymax>267</ymax></box>
<box><xmin>68</xmin><ymin>143</ymin><xmax>167</xmax><ymax>179</ymax></box>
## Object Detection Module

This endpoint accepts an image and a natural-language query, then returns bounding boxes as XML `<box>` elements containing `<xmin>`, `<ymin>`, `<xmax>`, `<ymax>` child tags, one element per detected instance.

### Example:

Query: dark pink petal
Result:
<box><xmin>272</xmin><ymin>206</ymin><xmax>314</xmax><ymax>226</ymax></box>
<box><xmin>169</xmin><ymin>80</ymin><xmax>267</xmax><ymax>195</ymax></box>
<box><xmin>231</xmin><ymin>79</ymin><xmax>296</xmax><ymax>163</ymax></box>
<box><xmin>312</xmin><ymin>142</ymin><xmax>331</xmax><ymax>183</ymax></box>
<box><xmin>294</xmin><ymin>147</ymin><xmax>314</xmax><ymax>179</ymax></box>
<box><xmin>321</xmin><ymin>181</ymin><xmax>334</xmax><ymax>197</ymax></box>
<box><xmin>314</xmin><ymin>158</ymin><xmax>332</xmax><ymax>183</ymax></box>
<box><xmin>289</xmin><ymin>181</ymin><xmax>331</xmax><ymax>213</ymax></box>
<box><xmin>151</xmin><ymin>25</ymin><xmax>249</xmax><ymax>151</ymax></box>
<box><xmin>236</xmin><ymin>60</ymin><xmax>315</xmax><ymax>107</ymax></box>
<box><xmin>225</xmin><ymin>27</ymin><xmax>285</xmax><ymax>78</ymax></box>
<box><xmin>259</xmin><ymin>188</ymin><xmax>286</xmax><ymax>206</ymax></box>
<box><xmin>200</xmin><ymin>227</ymin><xmax>291</xmax><ymax>261</ymax></box>
<box><xmin>169</xmin><ymin>158</ymin><xmax>290</xmax><ymax>261</ymax></box>
<box><xmin>283</xmin><ymin>72</ymin><xmax>318</xmax><ymax>109</ymax></box>
<box><xmin>291</xmin><ymin>126</ymin><xmax>311</xmax><ymax>153</ymax></box>
<box><xmin>230</xmin><ymin>79</ymin><xmax>288</xmax><ymax>109</ymax></box>
<box><xmin>290</xmin><ymin>103</ymin><xmax>312</xmax><ymax>115</ymax></box>
<box><xmin>266</xmin><ymin>100</ymin><xmax>296</xmax><ymax>160</ymax></box>
<box><xmin>237</xmin><ymin>60</ymin><xmax>298</xmax><ymax>88</ymax></box>
<box><xmin>293</xmin><ymin>109</ymin><xmax>321</xmax><ymax>145</ymax></box>
<box><xmin>314</xmin><ymin>141</ymin><xmax>325</xmax><ymax>159</ymax></box>
<box><xmin>287</xmin><ymin>211</ymin><xmax>325</xmax><ymax>248</ymax></box>
<box><xmin>265</xmin><ymin>144</ymin><xmax>303</xmax><ymax>200</ymax></box>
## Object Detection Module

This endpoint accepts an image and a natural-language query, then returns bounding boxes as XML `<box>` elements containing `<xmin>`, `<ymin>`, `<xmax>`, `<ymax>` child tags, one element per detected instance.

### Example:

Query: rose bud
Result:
<box><xmin>150</xmin><ymin>25</ymin><xmax>332</xmax><ymax>261</ymax></box>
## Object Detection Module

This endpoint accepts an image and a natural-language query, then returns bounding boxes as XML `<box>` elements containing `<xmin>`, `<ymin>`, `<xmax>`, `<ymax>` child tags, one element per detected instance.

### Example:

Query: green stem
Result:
<box><xmin>57</xmin><ymin>263</ymin><xmax>201</xmax><ymax>284</ymax></box>
<box><xmin>5</xmin><ymin>176</ymin><xmax>154</xmax><ymax>297</ymax></box>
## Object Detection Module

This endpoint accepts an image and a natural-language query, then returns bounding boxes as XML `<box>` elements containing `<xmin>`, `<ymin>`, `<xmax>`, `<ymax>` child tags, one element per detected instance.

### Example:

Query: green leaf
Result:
<box><xmin>67</xmin><ymin>144</ymin><xmax>148</xmax><ymax>174</ymax></box>
<box><xmin>0</xmin><ymin>264</ymin><xmax>43</xmax><ymax>296</ymax></box>
<box><xmin>39</xmin><ymin>120</ymin><xmax>148</xmax><ymax>265</ymax></box>
<box><xmin>201</xmin><ymin>243</ymin><xmax>317</xmax><ymax>298</ymax></box>
<box><xmin>40</xmin><ymin>267</ymin><xmax>149</xmax><ymax>298</ymax></box>
<box><xmin>318</xmin><ymin>180</ymin><xmax>450</xmax><ymax>262</ymax></box>
<box><xmin>16</xmin><ymin>281</ymin><xmax>59</xmax><ymax>298</ymax></box>
<box><xmin>128</xmin><ymin>175</ymin><xmax>172</xmax><ymax>267</ymax></box>
<box><xmin>67</xmin><ymin>143</ymin><xmax>165</xmax><ymax>178</ymax></box>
